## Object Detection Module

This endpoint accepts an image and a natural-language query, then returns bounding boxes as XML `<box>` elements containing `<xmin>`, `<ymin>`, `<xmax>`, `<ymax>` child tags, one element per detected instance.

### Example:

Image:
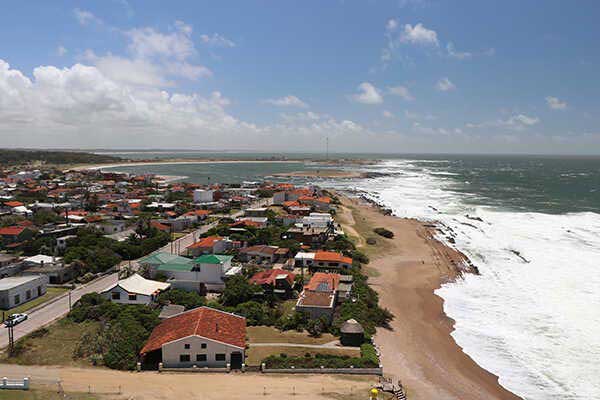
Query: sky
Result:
<box><xmin>0</xmin><ymin>0</ymin><xmax>599</xmax><ymax>154</ymax></box>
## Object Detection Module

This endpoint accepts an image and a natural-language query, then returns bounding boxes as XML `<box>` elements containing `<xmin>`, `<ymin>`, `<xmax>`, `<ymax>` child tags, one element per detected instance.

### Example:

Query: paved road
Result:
<box><xmin>0</xmin><ymin>197</ymin><xmax>271</xmax><ymax>349</ymax></box>
<box><xmin>0</xmin><ymin>273</ymin><xmax>118</xmax><ymax>348</ymax></box>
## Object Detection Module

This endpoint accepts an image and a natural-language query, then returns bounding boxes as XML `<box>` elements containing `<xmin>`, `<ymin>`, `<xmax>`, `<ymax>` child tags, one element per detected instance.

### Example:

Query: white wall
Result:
<box><xmin>103</xmin><ymin>285</ymin><xmax>153</xmax><ymax>305</ymax></box>
<box><xmin>162</xmin><ymin>335</ymin><xmax>244</xmax><ymax>368</ymax></box>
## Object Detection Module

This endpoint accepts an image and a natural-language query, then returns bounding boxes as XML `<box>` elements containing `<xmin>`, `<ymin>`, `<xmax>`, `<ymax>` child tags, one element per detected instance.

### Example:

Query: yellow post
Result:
<box><xmin>370</xmin><ymin>388</ymin><xmax>379</xmax><ymax>400</ymax></box>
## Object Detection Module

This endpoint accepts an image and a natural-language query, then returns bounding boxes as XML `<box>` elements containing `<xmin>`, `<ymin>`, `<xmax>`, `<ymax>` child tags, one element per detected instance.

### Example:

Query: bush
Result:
<box><xmin>360</xmin><ymin>343</ymin><xmax>379</xmax><ymax>365</ymax></box>
<box><xmin>366</xmin><ymin>237</ymin><xmax>377</xmax><ymax>245</ymax></box>
<box><xmin>157</xmin><ymin>289</ymin><xmax>205</xmax><ymax>310</ymax></box>
<box><xmin>263</xmin><ymin>352</ymin><xmax>378</xmax><ymax>369</ymax></box>
<box><xmin>373</xmin><ymin>227</ymin><xmax>394</xmax><ymax>239</ymax></box>
<box><xmin>349</xmin><ymin>250</ymin><xmax>369</xmax><ymax>264</ymax></box>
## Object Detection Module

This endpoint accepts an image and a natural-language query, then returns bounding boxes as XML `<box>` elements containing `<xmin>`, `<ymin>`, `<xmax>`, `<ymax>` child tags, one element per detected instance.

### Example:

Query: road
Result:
<box><xmin>0</xmin><ymin>197</ymin><xmax>271</xmax><ymax>349</ymax></box>
<box><xmin>0</xmin><ymin>273</ymin><xmax>118</xmax><ymax>348</ymax></box>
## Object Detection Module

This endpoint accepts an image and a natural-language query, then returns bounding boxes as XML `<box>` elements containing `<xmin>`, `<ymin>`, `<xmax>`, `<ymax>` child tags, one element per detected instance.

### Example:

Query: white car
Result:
<box><xmin>4</xmin><ymin>313</ymin><xmax>28</xmax><ymax>327</ymax></box>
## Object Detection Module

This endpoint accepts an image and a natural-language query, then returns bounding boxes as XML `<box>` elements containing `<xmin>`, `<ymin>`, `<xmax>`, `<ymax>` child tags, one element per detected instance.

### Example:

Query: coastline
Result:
<box><xmin>68</xmin><ymin>158</ymin><xmax>302</xmax><ymax>171</ymax></box>
<box><xmin>337</xmin><ymin>194</ymin><xmax>521</xmax><ymax>400</ymax></box>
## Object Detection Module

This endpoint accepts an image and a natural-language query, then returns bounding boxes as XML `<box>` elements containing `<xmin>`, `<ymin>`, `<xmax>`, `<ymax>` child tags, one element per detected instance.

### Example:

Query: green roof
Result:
<box><xmin>156</xmin><ymin>262</ymin><xmax>194</xmax><ymax>272</ymax></box>
<box><xmin>193</xmin><ymin>254</ymin><xmax>233</xmax><ymax>264</ymax></box>
<box><xmin>139</xmin><ymin>252</ymin><xmax>192</xmax><ymax>266</ymax></box>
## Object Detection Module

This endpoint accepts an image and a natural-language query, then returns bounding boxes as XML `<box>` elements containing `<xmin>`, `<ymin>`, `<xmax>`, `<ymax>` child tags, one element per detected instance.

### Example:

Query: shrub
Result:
<box><xmin>349</xmin><ymin>250</ymin><xmax>369</xmax><ymax>264</ymax></box>
<box><xmin>360</xmin><ymin>343</ymin><xmax>379</xmax><ymax>365</ymax></box>
<box><xmin>373</xmin><ymin>227</ymin><xmax>394</xmax><ymax>239</ymax></box>
<box><xmin>366</xmin><ymin>237</ymin><xmax>377</xmax><ymax>245</ymax></box>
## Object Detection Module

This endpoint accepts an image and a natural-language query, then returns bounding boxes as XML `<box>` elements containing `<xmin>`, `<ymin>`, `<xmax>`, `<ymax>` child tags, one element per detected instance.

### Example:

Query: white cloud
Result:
<box><xmin>387</xmin><ymin>85</ymin><xmax>414</xmax><ymax>101</ymax></box>
<box><xmin>386</xmin><ymin>19</ymin><xmax>399</xmax><ymax>32</ymax></box>
<box><xmin>351</xmin><ymin>82</ymin><xmax>383</xmax><ymax>104</ymax></box>
<box><xmin>382</xmin><ymin>110</ymin><xmax>395</xmax><ymax>118</ymax></box>
<box><xmin>466</xmin><ymin>113</ymin><xmax>540</xmax><ymax>131</ymax></box>
<box><xmin>73</xmin><ymin>9</ymin><xmax>103</xmax><ymax>26</ymax></box>
<box><xmin>446</xmin><ymin>42</ymin><xmax>471</xmax><ymax>60</ymax></box>
<box><xmin>200</xmin><ymin>33</ymin><xmax>236</xmax><ymax>48</ymax></box>
<box><xmin>264</xmin><ymin>95</ymin><xmax>308</xmax><ymax>108</ymax></box>
<box><xmin>56</xmin><ymin>46</ymin><xmax>68</xmax><ymax>56</ymax></box>
<box><xmin>545</xmin><ymin>96</ymin><xmax>567</xmax><ymax>110</ymax></box>
<box><xmin>399</xmin><ymin>23</ymin><xmax>439</xmax><ymax>46</ymax></box>
<box><xmin>436</xmin><ymin>77</ymin><xmax>456</xmax><ymax>91</ymax></box>
<box><xmin>506</xmin><ymin>114</ymin><xmax>539</xmax><ymax>127</ymax></box>
<box><xmin>126</xmin><ymin>22</ymin><xmax>195</xmax><ymax>61</ymax></box>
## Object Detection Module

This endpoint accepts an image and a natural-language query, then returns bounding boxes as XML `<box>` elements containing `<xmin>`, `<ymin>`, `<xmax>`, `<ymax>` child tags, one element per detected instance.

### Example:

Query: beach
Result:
<box><xmin>338</xmin><ymin>195</ymin><xmax>521</xmax><ymax>400</ymax></box>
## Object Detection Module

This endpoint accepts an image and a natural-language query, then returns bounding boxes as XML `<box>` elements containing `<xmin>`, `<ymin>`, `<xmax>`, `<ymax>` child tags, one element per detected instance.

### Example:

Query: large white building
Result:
<box><xmin>140</xmin><ymin>307</ymin><xmax>246</xmax><ymax>369</ymax></box>
<box><xmin>193</xmin><ymin>189</ymin><xmax>214</xmax><ymax>203</ymax></box>
<box><xmin>102</xmin><ymin>274</ymin><xmax>170</xmax><ymax>305</ymax></box>
<box><xmin>0</xmin><ymin>275</ymin><xmax>48</xmax><ymax>310</ymax></box>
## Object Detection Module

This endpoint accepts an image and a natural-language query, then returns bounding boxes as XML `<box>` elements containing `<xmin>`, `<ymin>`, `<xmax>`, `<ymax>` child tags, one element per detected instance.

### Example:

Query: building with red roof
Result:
<box><xmin>140</xmin><ymin>306</ymin><xmax>246</xmax><ymax>369</ymax></box>
<box><xmin>249</xmin><ymin>269</ymin><xmax>296</xmax><ymax>298</ymax></box>
<box><xmin>0</xmin><ymin>226</ymin><xmax>34</xmax><ymax>247</ymax></box>
<box><xmin>186</xmin><ymin>235</ymin><xmax>230</xmax><ymax>257</ymax></box>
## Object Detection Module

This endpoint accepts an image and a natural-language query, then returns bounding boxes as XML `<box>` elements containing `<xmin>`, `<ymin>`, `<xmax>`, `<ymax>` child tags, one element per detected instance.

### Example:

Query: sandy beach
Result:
<box><xmin>338</xmin><ymin>195</ymin><xmax>522</xmax><ymax>400</ymax></box>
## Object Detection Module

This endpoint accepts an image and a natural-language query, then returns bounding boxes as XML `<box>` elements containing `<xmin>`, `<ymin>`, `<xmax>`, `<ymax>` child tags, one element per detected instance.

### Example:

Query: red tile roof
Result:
<box><xmin>250</xmin><ymin>269</ymin><xmax>295</xmax><ymax>286</ymax></box>
<box><xmin>314</xmin><ymin>251</ymin><xmax>352</xmax><ymax>265</ymax></box>
<box><xmin>304</xmin><ymin>272</ymin><xmax>341</xmax><ymax>292</ymax></box>
<box><xmin>4</xmin><ymin>201</ymin><xmax>24</xmax><ymax>208</ymax></box>
<box><xmin>151</xmin><ymin>221</ymin><xmax>170</xmax><ymax>232</ymax></box>
<box><xmin>187</xmin><ymin>235</ymin><xmax>222</xmax><ymax>249</ymax></box>
<box><xmin>0</xmin><ymin>226</ymin><xmax>26</xmax><ymax>236</ymax></box>
<box><xmin>140</xmin><ymin>307</ymin><xmax>246</xmax><ymax>354</ymax></box>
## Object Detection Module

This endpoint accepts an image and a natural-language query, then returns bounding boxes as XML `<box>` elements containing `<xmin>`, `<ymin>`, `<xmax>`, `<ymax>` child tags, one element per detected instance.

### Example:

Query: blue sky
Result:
<box><xmin>0</xmin><ymin>0</ymin><xmax>599</xmax><ymax>153</ymax></box>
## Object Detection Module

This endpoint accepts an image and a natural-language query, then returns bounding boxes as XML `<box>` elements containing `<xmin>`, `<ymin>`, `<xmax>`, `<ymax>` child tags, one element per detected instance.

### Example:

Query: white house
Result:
<box><xmin>140</xmin><ymin>307</ymin><xmax>246</xmax><ymax>369</ymax></box>
<box><xmin>193</xmin><ymin>189</ymin><xmax>214</xmax><ymax>204</ymax></box>
<box><xmin>102</xmin><ymin>273</ymin><xmax>170</xmax><ymax>305</ymax></box>
<box><xmin>155</xmin><ymin>255</ymin><xmax>240</xmax><ymax>293</ymax></box>
<box><xmin>0</xmin><ymin>275</ymin><xmax>48</xmax><ymax>310</ymax></box>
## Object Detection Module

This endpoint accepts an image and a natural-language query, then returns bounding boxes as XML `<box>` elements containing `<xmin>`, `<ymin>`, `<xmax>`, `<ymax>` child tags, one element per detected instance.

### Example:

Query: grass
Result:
<box><xmin>246</xmin><ymin>326</ymin><xmax>338</xmax><ymax>345</ymax></box>
<box><xmin>1</xmin><ymin>288</ymin><xmax>69</xmax><ymax>322</ymax></box>
<box><xmin>0</xmin><ymin>389</ymin><xmax>99</xmax><ymax>400</ymax></box>
<box><xmin>0</xmin><ymin>318</ymin><xmax>100</xmax><ymax>367</ymax></box>
<box><xmin>245</xmin><ymin>345</ymin><xmax>360</xmax><ymax>366</ymax></box>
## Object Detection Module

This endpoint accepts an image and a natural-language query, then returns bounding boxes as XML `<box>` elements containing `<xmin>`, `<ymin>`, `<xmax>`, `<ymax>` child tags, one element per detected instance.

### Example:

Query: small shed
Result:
<box><xmin>340</xmin><ymin>319</ymin><xmax>365</xmax><ymax>346</ymax></box>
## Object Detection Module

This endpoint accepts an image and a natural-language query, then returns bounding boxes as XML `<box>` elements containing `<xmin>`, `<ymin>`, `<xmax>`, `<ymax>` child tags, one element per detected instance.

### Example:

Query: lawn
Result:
<box><xmin>245</xmin><ymin>345</ymin><xmax>360</xmax><ymax>366</ymax></box>
<box><xmin>246</xmin><ymin>326</ymin><xmax>338</xmax><ymax>345</ymax></box>
<box><xmin>0</xmin><ymin>318</ymin><xmax>100</xmax><ymax>367</ymax></box>
<box><xmin>0</xmin><ymin>389</ymin><xmax>99</xmax><ymax>400</ymax></box>
<box><xmin>1</xmin><ymin>288</ymin><xmax>69</xmax><ymax>322</ymax></box>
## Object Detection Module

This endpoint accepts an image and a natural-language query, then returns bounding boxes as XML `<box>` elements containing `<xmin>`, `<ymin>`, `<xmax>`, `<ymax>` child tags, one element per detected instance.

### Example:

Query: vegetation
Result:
<box><xmin>332</xmin><ymin>269</ymin><xmax>393</xmax><ymax>336</ymax></box>
<box><xmin>219</xmin><ymin>274</ymin><xmax>261</xmax><ymax>306</ymax></box>
<box><xmin>68</xmin><ymin>293</ymin><xmax>160</xmax><ymax>370</ymax></box>
<box><xmin>0</xmin><ymin>149</ymin><xmax>120</xmax><ymax>166</ymax></box>
<box><xmin>157</xmin><ymin>288</ymin><xmax>205</xmax><ymax>310</ymax></box>
<box><xmin>373</xmin><ymin>227</ymin><xmax>394</xmax><ymax>239</ymax></box>
<box><xmin>263</xmin><ymin>351</ymin><xmax>378</xmax><ymax>369</ymax></box>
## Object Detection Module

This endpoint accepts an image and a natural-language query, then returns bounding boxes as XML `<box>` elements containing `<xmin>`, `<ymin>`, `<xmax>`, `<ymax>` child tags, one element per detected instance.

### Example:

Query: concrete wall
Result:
<box><xmin>161</xmin><ymin>335</ymin><xmax>244</xmax><ymax>368</ymax></box>
<box><xmin>0</xmin><ymin>275</ymin><xmax>48</xmax><ymax>310</ymax></box>
<box><xmin>103</xmin><ymin>285</ymin><xmax>153</xmax><ymax>305</ymax></box>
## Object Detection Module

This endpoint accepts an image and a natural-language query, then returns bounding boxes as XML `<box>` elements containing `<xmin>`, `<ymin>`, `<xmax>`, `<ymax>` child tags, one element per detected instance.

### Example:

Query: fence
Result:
<box><xmin>0</xmin><ymin>377</ymin><xmax>30</xmax><ymax>390</ymax></box>
<box><xmin>260</xmin><ymin>363</ymin><xmax>383</xmax><ymax>376</ymax></box>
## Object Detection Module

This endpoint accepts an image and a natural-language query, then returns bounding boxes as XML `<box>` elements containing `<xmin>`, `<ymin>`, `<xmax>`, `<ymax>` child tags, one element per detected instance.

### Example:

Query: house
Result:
<box><xmin>139</xmin><ymin>252</ymin><xmax>193</xmax><ymax>274</ymax></box>
<box><xmin>0</xmin><ymin>275</ymin><xmax>48</xmax><ymax>310</ymax></box>
<box><xmin>140</xmin><ymin>306</ymin><xmax>246</xmax><ymax>369</ymax></box>
<box><xmin>285</xmin><ymin>225</ymin><xmax>329</xmax><ymax>247</ymax></box>
<box><xmin>238</xmin><ymin>245</ymin><xmax>290</xmax><ymax>265</ymax></box>
<box><xmin>102</xmin><ymin>274</ymin><xmax>170</xmax><ymax>305</ymax></box>
<box><xmin>249</xmin><ymin>269</ymin><xmax>296</xmax><ymax>298</ymax></box>
<box><xmin>56</xmin><ymin>235</ymin><xmax>77</xmax><ymax>251</ymax></box>
<box><xmin>294</xmin><ymin>251</ymin><xmax>353</xmax><ymax>272</ymax></box>
<box><xmin>0</xmin><ymin>226</ymin><xmax>34</xmax><ymax>247</ymax></box>
<box><xmin>244</xmin><ymin>208</ymin><xmax>268</xmax><ymax>218</ymax></box>
<box><xmin>22</xmin><ymin>254</ymin><xmax>74</xmax><ymax>283</ymax></box>
<box><xmin>193</xmin><ymin>189</ymin><xmax>214</xmax><ymax>203</ymax></box>
<box><xmin>159</xmin><ymin>304</ymin><xmax>186</xmax><ymax>320</ymax></box>
<box><xmin>95</xmin><ymin>220</ymin><xmax>127</xmax><ymax>234</ymax></box>
<box><xmin>340</xmin><ymin>319</ymin><xmax>365</xmax><ymax>347</ymax></box>
<box><xmin>156</xmin><ymin>255</ymin><xmax>239</xmax><ymax>293</ymax></box>
<box><xmin>295</xmin><ymin>272</ymin><xmax>342</xmax><ymax>322</ymax></box>
<box><xmin>186</xmin><ymin>236</ymin><xmax>231</xmax><ymax>257</ymax></box>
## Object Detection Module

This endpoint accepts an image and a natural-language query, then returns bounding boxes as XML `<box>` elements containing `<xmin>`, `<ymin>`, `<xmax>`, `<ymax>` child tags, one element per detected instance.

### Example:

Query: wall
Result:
<box><xmin>0</xmin><ymin>275</ymin><xmax>48</xmax><ymax>310</ymax></box>
<box><xmin>161</xmin><ymin>335</ymin><xmax>244</xmax><ymax>368</ymax></box>
<box><xmin>103</xmin><ymin>285</ymin><xmax>152</xmax><ymax>305</ymax></box>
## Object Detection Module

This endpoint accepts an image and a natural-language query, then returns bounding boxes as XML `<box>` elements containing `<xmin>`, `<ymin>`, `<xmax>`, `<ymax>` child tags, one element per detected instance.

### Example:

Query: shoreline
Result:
<box><xmin>338</xmin><ymin>194</ymin><xmax>521</xmax><ymax>400</ymax></box>
<box><xmin>68</xmin><ymin>159</ymin><xmax>303</xmax><ymax>172</ymax></box>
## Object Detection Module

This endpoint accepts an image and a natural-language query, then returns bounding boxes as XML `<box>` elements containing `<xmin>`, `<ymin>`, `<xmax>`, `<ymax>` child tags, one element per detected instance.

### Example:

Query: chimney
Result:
<box><xmin>215</xmin><ymin>323</ymin><xmax>219</xmax><ymax>333</ymax></box>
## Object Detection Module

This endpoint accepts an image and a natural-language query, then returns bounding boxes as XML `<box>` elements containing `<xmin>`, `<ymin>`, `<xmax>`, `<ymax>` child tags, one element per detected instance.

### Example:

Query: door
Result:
<box><xmin>230</xmin><ymin>352</ymin><xmax>243</xmax><ymax>369</ymax></box>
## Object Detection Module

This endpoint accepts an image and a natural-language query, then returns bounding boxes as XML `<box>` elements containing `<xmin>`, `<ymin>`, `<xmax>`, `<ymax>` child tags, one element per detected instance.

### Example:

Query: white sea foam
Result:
<box><xmin>338</xmin><ymin>159</ymin><xmax>600</xmax><ymax>400</ymax></box>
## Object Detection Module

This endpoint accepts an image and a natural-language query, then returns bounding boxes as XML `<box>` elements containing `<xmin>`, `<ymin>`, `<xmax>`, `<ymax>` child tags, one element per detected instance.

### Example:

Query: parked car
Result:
<box><xmin>4</xmin><ymin>313</ymin><xmax>28</xmax><ymax>327</ymax></box>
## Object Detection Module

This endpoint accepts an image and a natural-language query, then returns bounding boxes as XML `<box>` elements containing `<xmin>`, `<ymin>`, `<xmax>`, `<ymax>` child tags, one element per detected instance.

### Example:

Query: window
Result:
<box><xmin>201</xmin><ymin>343</ymin><xmax>207</xmax><ymax>349</ymax></box>
<box><xmin>128</xmin><ymin>294</ymin><xmax>137</xmax><ymax>301</ymax></box>
<box><xmin>26</xmin><ymin>290</ymin><xmax>31</xmax><ymax>300</ymax></box>
<box><xmin>14</xmin><ymin>294</ymin><xmax>20</xmax><ymax>305</ymax></box>
<box><xmin>215</xmin><ymin>354</ymin><xmax>226</xmax><ymax>362</ymax></box>
<box><xmin>184</xmin><ymin>344</ymin><xmax>190</xmax><ymax>349</ymax></box>
<box><xmin>196</xmin><ymin>354</ymin><xmax>207</xmax><ymax>362</ymax></box>
<box><xmin>179</xmin><ymin>354</ymin><xmax>190</xmax><ymax>362</ymax></box>
<box><xmin>111</xmin><ymin>292</ymin><xmax>121</xmax><ymax>300</ymax></box>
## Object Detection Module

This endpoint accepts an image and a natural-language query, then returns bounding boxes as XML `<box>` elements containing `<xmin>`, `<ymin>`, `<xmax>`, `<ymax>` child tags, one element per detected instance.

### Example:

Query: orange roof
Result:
<box><xmin>283</xmin><ymin>201</ymin><xmax>300</xmax><ymax>208</ymax></box>
<box><xmin>305</xmin><ymin>272</ymin><xmax>341</xmax><ymax>292</ymax></box>
<box><xmin>314</xmin><ymin>251</ymin><xmax>352</xmax><ymax>265</ymax></box>
<box><xmin>140</xmin><ymin>307</ymin><xmax>246</xmax><ymax>354</ymax></box>
<box><xmin>187</xmin><ymin>235</ymin><xmax>223</xmax><ymax>249</ymax></box>
<box><xmin>4</xmin><ymin>201</ymin><xmax>24</xmax><ymax>208</ymax></box>
<box><xmin>0</xmin><ymin>226</ymin><xmax>26</xmax><ymax>236</ymax></box>
<box><xmin>317</xmin><ymin>197</ymin><xmax>331</xmax><ymax>203</ymax></box>
<box><xmin>250</xmin><ymin>269</ymin><xmax>295</xmax><ymax>286</ymax></box>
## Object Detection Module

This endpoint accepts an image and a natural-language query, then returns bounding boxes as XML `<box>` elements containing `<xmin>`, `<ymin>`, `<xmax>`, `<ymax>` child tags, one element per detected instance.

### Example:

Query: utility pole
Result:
<box><xmin>8</xmin><ymin>324</ymin><xmax>14</xmax><ymax>356</ymax></box>
<box><xmin>325</xmin><ymin>136</ymin><xmax>329</xmax><ymax>161</ymax></box>
<box><xmin>68</xmin><ymin>290</ymin><xmax>72</xmax><ymax>311</ymax></box>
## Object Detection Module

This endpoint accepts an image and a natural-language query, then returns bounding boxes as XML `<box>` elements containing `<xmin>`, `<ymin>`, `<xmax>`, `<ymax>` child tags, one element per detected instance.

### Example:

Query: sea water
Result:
<box><xmin>343</xmin><ymin>157</ymin><xmax>600</xmax><ymax>400</ymax></box>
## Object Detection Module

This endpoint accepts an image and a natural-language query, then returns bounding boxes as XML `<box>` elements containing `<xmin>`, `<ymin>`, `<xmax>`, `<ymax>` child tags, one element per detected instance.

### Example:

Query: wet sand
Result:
<box><xmin>339</xmin><ymin>195</ymin><xmax>522</xmax><ymax>400</ymax></box>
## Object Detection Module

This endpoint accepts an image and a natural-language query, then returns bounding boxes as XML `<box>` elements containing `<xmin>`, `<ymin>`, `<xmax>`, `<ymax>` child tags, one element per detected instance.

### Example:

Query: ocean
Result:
<box><xmin>101</xmin><ymin>153</ymin><xmax>600</xmax><ymax>399</ymax></box>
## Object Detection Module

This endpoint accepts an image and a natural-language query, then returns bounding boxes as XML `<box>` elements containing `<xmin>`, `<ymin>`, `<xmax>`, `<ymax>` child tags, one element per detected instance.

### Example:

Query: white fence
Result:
<box><xmin>1</xmin><ymin>377</ymin><xmax>30</xmax><ymax>390</ymax></box>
